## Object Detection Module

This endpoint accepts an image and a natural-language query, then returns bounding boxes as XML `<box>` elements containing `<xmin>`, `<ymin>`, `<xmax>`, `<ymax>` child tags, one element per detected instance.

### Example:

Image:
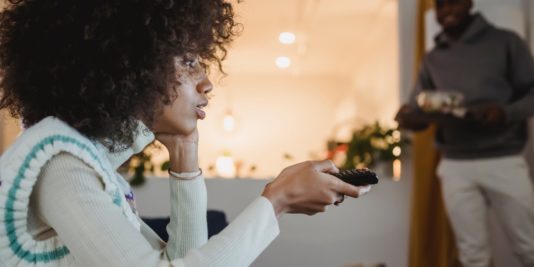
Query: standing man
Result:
<box><xmin>396</xmin><ymin>0</ymin><xmax>534</xmax><ymax>266</ymax></box>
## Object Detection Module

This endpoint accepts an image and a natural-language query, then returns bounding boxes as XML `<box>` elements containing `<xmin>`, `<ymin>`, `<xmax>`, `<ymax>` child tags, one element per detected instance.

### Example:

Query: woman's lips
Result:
<box><xmin>195</xmin><ymin>107</ymin><xmax>206</xmax><ymax>120</ymax></box>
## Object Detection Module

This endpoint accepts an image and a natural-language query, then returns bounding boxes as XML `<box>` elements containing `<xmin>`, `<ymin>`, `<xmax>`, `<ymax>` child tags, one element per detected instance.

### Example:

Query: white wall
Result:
<box><xmin>197</xmin><ymin>74</ymin><xmax>354</xmax><ymax>179</ymax></box>
<box><xmin>398</xmin><ymin>0</ymin><xmax>417</xmax><ymax>104</ymax></box>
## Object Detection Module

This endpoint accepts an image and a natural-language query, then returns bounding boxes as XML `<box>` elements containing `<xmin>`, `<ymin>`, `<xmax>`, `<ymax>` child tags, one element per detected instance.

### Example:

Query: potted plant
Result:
<box><xmin>329</xmin><ymin>121</ymin><xmax>408</xmax><ymax>177</ymax></box>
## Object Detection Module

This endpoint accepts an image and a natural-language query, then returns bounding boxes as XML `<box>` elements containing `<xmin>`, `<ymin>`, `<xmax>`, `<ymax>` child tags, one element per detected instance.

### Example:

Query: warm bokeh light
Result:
<box><xmin>393</xmin><ymin>159</ymin><xmax>401</xmax><ymax>181</ymax></box>
<box><xmin>278</xmin><ymin>32</ymin><xmax>296</xmax><ymax>44</ymax></box>
<box><xmin>392</xmin><ymin>146</ymin><xmax>402</xmax><ymax>157</ymax></box>
<box><xmin>392</xmin><ymin>130</ymin><xmax>401</xmax><ymax>142</ymax></box>
<box><xmin>215</xmin><ymin>155</ymin><xmax>236</xmax><ymax>178</ymax></box>
<box><xmin>275</xmin><ymin>56</ymin><xmax>291</xmax><ymax>68</ymax></box>
<box><xmin>223</xmin><ymin>111</ymin><xmax>236</xmax><ymax>133</ymax></box>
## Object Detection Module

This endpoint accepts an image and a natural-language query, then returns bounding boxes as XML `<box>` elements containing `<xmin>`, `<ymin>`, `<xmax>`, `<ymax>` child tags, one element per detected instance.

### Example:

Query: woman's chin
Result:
<box><xmin>176</xmin><ymin>123</ymin><xmax>197</xmax><ymax>135</ymax></box>
<box><xmin>152</xmin><ymin>122</ymin><xmax>196</xmax><ymax>136</ymax></box>
<box><xmin>180</xmin><ymin>128</ymin><xmax>197</xmax><ymax>136</ymax></box>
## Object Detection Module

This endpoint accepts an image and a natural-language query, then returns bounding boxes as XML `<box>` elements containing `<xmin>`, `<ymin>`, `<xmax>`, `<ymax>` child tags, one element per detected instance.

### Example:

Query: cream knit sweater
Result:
<box><xmin>0</xmin><ymin>117</ymin><xmax>279</xmax><ymax>267</ymax></box>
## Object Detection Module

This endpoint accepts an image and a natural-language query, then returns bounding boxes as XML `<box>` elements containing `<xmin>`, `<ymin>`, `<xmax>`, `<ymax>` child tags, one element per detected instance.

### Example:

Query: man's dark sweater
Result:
<box><xmin>410</xmin><ymin>14</ymin><xmax>534</xmax><ymax>159</ymax></box>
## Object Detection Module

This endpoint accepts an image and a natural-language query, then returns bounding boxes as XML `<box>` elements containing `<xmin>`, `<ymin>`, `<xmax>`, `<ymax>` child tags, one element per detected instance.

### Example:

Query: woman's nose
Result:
<box><xmin>197</xmin><ymin>76</ymin><xmax>213</xmax><ymax>95</ymax></box>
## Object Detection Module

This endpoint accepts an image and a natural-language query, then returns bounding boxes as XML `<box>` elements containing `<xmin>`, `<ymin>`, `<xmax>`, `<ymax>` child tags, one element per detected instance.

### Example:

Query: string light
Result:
<box><xmin>392</xmin><ymin>146</ymin><xmax>402</xmax><ymax>157</ymax></box>
<box><xmin>393</xmin><ymin>159</ymin><xmax>401</xmax><ymax>181</ymax></box>
<box><xmin>223</xmin><ymin>110</ymin><xmax>236</xmax><ymax>133</ymax></box>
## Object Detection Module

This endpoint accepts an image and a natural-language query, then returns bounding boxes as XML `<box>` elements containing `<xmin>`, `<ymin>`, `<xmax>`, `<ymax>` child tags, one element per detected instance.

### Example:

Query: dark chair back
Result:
<box><xmin>142</xmin><ymin>210</ymin><xmax>229</xmax><ymax>242</ymax></box>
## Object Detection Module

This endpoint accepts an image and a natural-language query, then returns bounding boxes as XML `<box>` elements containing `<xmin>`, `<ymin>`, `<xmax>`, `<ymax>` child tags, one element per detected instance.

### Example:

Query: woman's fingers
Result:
<box><xmin>263</xmin><ymin>160</ymin><xmax>373</xmax><ymax>216</ymax></box>
<box><xmin>312</xmin><ymin>159</ymin><xmax>339</xmax><ymax>174</ymax></box>
<box><xmin>334</xmin><ymin>194</ymin><xmax>345</xmax><ymax>206</ymax></box>
<box><xmin>334</xmin><ymin>179</ymin><xmax>373</xmax><ymax>199</ymax></box>
<box><xmin>357</xmin><ymin>185</ymin><xmax>372</xmax><ymax>197</ymax></box>
<box><xmin>333</xmin><ymin>179</ymin><xmax>360</xmax><ymax>198</ymax></box>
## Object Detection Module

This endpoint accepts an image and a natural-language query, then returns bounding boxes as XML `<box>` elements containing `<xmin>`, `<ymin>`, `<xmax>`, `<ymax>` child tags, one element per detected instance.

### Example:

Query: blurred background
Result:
<box><xmin>196</xmin><ymin>0</ymin><xmax>400</xmax><ymax>179</ymax></box>
<box><xmin>1</xmin><ymin>0</ymin><xmax>534</xmax><ymax>267</ymax></box>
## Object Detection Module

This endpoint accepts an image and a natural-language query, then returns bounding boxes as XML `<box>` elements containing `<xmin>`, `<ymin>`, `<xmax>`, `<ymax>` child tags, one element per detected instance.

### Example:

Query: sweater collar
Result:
<box><xmin>96</xmin><ymin>121</ymin><xmax>155</xmax><ymax>170</ymax></box>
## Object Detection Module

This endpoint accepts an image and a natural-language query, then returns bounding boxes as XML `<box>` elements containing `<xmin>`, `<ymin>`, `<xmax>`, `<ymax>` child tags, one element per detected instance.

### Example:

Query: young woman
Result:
<box><xmin>0</xmin><ymin>0</ymin><xmax>371</xmax><ymax>266</ymax></box>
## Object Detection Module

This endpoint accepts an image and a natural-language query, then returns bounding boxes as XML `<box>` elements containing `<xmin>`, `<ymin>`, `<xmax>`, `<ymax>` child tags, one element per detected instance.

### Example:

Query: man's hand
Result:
<box><xmin>467</xmin><ymin>103</ymin><xmax>506</xmax><ymax>127</ymax></box>
<box><xmin>395</xmin><ymin>105</ymin><xmax>430</xmax><ymax>131</ymax></box>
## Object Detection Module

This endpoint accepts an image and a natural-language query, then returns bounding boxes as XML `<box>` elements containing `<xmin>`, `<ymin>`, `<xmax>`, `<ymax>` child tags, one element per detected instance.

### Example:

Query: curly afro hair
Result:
<box><xmin>0</xmin><ymin>0</ymin><xmax>238</xmax><ymax>150</ymax></box>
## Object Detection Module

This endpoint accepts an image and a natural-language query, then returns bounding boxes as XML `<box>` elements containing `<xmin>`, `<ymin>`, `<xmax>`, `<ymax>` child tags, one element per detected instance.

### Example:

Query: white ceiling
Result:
<box><xmin>224</xmin><ymin>0</ymin><xmax>398</xmax><ymax>76</ymax></box>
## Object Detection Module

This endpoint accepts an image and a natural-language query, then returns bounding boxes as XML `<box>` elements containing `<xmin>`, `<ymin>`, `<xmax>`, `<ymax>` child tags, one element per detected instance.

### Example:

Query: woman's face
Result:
<box><xmin>151</xmin><ymin>56</ymin><xmax>213</xmax><ymax>135</ymax></box>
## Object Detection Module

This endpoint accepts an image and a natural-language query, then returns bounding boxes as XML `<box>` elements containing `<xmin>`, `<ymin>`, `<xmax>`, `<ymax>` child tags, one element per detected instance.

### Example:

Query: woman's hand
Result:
<box><xmin>261</xmin><ymin>160</ymin><xmax>372</xmax><ymax>217</ymax></box>
<box><xmin>155</xmin><ymin>128</ymin><xmax>199</xmax><ymax>173</ymax></box>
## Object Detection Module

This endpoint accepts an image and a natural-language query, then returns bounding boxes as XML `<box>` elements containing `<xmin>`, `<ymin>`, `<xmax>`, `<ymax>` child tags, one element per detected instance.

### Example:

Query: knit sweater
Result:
<box><xmin>0</xmin><ymin>117</ymin><xmax>279</xmax><ymax>267</ymax></box>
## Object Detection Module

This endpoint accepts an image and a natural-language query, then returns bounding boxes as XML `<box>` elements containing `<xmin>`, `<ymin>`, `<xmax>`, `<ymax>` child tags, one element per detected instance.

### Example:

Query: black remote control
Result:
<box><xmin>332</xmin><ymin>168</ymin><xmax>379</xmax><ymax>186</ymax></box>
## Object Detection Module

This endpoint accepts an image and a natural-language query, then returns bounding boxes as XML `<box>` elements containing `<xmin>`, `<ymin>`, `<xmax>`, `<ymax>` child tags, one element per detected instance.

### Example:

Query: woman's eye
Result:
<box><xmin>184</xmin><ymin>58</ymin><xmax>198</xmax><ymax>69</ymax></box>
<box><xmin>185</xmin><ymin>60</ymin><xmax>195</xmax><ymax>68</ymax></box>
